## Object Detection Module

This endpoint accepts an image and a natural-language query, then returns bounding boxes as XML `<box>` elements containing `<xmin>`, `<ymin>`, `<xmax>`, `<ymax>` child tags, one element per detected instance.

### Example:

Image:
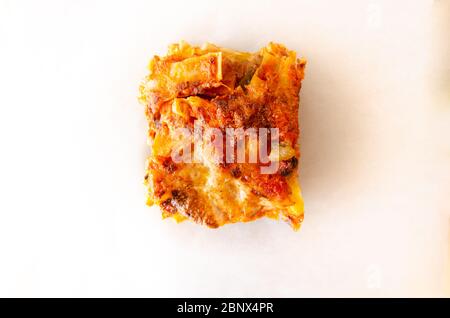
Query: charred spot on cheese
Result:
<box><xmin>230</xmin><ymin>167</ymin><xmax>241</xmax><ymax>178</ymax></box>
<box><xmin>160</xmin><ymin>198</ymin><xmax>177</xmax><ymax>214</ymax></box>
<box><xmin>160</xmin><ymin>157</ymin><xmax>178</xmax><ymax>174</ymax></box>
<box><xmin>171</xmin><ymin>189</ymin><xmax>187</xmax><ymax>207</ymax></box>
<box><xmin>160</xmin><ymin>189</ymin><xmax>188</xmax><ymax>214</ymax></box>
<box><xmin>139</xmin><ymin>41</ymin><xmax>306</xmax><ymax>230</ymax></box>
<box><xmin>279</xmin><ymin>157</ymin><xmax>298</xmax><ymax>176</ymax></box>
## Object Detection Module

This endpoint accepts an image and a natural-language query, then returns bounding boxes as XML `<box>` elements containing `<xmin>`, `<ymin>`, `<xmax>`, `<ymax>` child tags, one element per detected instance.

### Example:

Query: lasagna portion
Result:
<box><xmin>139</xmin><ymin>41</ymin><xmax>306</xmax><ymax>230</ymax></box>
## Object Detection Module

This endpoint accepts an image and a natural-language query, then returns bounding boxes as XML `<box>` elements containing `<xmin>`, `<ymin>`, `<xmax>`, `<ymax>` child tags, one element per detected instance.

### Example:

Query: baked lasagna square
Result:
<box><xmin>139</xmin><ymin>41</ymin><xmax>306</xmax><ymax>229</ymax></box>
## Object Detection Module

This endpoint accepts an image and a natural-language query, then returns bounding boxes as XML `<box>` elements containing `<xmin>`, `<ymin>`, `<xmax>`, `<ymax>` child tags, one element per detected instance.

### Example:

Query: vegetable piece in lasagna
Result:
<box><xmin>139</xmin><ymin>41</ymin><xmax>306</xmax><ymax>229</ymax></box>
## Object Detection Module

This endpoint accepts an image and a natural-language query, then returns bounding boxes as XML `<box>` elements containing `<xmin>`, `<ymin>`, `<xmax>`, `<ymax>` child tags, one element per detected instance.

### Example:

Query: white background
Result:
<box><xmin>0</xmin><ymin>0</ymin><xmax>449</xmax><ymax>297</ymax></box>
